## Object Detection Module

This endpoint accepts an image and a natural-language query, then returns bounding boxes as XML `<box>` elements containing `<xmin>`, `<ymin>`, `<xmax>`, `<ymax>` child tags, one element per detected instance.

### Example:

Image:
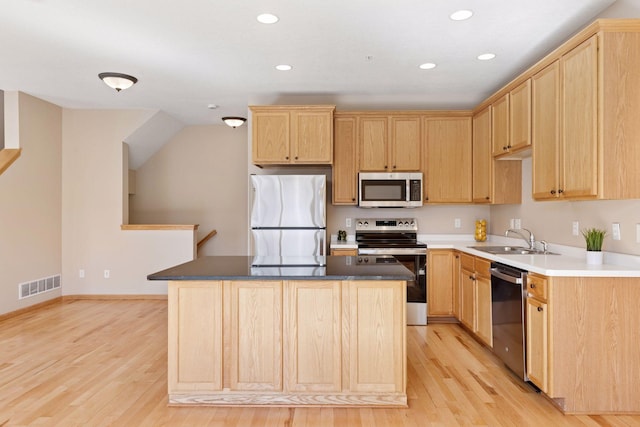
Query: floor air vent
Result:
<box><xmin>19</xmin><ymin>274</ymin><xmax>61</xmax><ymax>300</ymax></box>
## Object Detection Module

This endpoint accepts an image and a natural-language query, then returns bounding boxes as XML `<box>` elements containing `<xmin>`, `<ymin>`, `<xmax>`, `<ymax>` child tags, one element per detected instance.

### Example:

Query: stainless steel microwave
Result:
<box><xmin>358</xmin><ymin>172</ymin><xmax>423</xmax><ymax>208</ymax></box>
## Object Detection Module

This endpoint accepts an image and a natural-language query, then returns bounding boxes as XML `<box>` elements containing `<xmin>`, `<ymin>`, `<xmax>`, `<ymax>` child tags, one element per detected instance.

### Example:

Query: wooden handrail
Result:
<box><xmin>0</xmin><ymin>148</ymin><xmax>21</xmax><ymax>175</ymax></box>
<box><xmin>197</xmin><ymin>229</ymin><xmax>217</xmax><ymax>251</ymax></box>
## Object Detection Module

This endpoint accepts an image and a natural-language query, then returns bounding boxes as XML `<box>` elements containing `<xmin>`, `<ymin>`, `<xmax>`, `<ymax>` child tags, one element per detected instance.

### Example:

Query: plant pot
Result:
<box><xmin>586</xmin><ymin>250</ymin><xmax>603</xmax><ymax>265</ymax></box>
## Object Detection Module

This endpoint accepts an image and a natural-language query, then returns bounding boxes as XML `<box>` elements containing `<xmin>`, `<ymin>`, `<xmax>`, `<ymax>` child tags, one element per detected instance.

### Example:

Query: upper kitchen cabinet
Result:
<box><xmin>533</xmin><ymin>28</ymin><xmax>640</xmax><ymax>201</ymax></box>
<box><xmin>472</xmin><ymin>107</ymin><xmax>522</xmax><ymax>204</ymax></box>
<box><xmin>423</xmin><ymin>116</ymin><xmax>472</xmax><ymax>203</ymax></box>
<box><xmin>359</xmin><ymin>115</ymin><xmax>421</xmax><ymax>172</ymax></box>
<box><xmin>492</xmin><ymin>80</ymin><xmax>531</xmax><ymax>158</ymax></box>
<box><xmin>332</xmin><ymin>114</ymin><xmax>358</xmax><ymax>205</ymax></box>
<box><xmin>250</xmin><ymin>105</ymin><xmax>335</xmax><ymax>165</ymax></box>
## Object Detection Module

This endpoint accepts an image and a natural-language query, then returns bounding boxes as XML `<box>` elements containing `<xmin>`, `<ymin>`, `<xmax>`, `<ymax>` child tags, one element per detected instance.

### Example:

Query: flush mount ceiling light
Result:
<box><xmin>257</xmin><ymin>13</ymin><xmax>279</xmax><ymax>24</ymax></box>
<box><xmin>450</xmin><ymin>9</ymin><xmax>473</xmax><ymax>21</ymax></box>
<box><xmin>477</xmin><ymin>53</ymin><xmax>497</xmax><ymax>61</ymax></box>
<box><xmin>98</xmin><ymin>72</ymin><xmax>138</xmax><ymax>92</ymax></box>
<box><xmin>419</xmin><ymin>62</ymin><xmax>437</xmax><ymax>70</ymax></box>
<box><xmin>275</xmin><ymin>64</ymin><xmax>293</xmax><ymax>71</ymax></box>
<box><xmin>222</xmin><ymin>117</ymin><xmax>246</xmax><ymax>128</ymax></box>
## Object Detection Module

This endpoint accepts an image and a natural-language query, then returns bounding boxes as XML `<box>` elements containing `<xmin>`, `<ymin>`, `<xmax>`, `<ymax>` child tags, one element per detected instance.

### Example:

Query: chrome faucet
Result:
<box><xmin>505</xmin><ymin>228</ymin><xmax>535</xmax><ymax>250</ymax></box>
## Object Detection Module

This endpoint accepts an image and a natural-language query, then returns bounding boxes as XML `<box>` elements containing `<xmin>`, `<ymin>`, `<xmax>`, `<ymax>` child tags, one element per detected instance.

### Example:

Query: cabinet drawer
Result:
<box><xmin>460</xmin><ymin>253</ymin><xmax>475</xmax><ymax>272</ymax></box>
<box><xmin>475</xmin><ymin>257</ymin><xmax>491</xmax><ymax>279</ymax></box>
<box><xmin>527</xmin><ymin>273</ymin><xmax>548</xmax><ymax>300</ymax></box>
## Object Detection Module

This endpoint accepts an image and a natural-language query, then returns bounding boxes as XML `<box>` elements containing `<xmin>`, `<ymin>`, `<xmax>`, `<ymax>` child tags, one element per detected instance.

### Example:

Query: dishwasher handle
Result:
<box><xmin>490</xmin><ymin>267</ymin><xmax>523</xmax><ymax>285</ymax></box>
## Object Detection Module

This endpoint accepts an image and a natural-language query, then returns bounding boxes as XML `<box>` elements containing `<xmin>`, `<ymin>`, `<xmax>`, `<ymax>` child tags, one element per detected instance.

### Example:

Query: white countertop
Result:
<box><xmin>422</xmin><ymin>235</ymin><xmax>640</xmax><ymax>277</ymax></box>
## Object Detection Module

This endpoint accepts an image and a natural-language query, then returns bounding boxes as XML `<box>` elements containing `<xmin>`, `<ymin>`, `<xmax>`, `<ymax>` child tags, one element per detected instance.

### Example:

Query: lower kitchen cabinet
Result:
<box><xmin>330</xmin><ymin>248</ymin><xmax>358</xmax><ymax>256</ymax></box>
<box><xmin>168</xmin><ymin>279</ymin><xmax>407</xmax><ymax>406</ymax></box>
<box><xmin>427</xmin><ymin>249</ymin><xmax>455</xmax><ymax>318</ymax></box>
<box><xmin>525</xmin><ymin>272</ymin><xmax>549</xmax><ymax>393</ymax></box>
<box><xmin>458</xmin><ymin>253</ymin><xmax>492</xmax><ymax>347</ymax></box>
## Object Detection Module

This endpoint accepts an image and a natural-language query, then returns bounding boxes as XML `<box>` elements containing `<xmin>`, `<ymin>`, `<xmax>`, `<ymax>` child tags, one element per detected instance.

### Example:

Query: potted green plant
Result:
<box><xmin>582</xmin><ymin>227</ymin><xmax>606</xmax><ymax>265</ymax></box>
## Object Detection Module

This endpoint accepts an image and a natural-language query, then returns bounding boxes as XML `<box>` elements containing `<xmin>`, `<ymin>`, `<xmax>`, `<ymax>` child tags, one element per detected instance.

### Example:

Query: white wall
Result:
<box><xmin>130</xmin><ymin>124</ymin><xmax>249</xmax><ymax>256</ymax></box>
<box><xmin>0</xmin><ymin>93</ymin><xmax>62</xmax><ymax>315</ymax></box>
<box><xmin>61</xmin><ymin>109</ymin><xmax>195</xmax><ymax>296</ymax></box>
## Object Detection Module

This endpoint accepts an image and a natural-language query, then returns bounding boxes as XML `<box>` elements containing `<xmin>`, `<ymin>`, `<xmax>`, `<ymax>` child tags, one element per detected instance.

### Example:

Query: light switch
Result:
<box><xmin>454</xmin><ymin>218</ymin><xmax>461</xmax><ymax>229</ymax></box>
<box><xmin>612</xmin><ymin>223</ymin><xmax>621</xmax><ymax>241</ymax></box>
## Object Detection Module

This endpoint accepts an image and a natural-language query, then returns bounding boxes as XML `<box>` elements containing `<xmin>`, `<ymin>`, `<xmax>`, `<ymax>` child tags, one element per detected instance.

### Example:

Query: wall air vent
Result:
<box><xmin>18</xmin><ymin>274</ymin><xmax>61</xmax><ymax>300</ymax></box>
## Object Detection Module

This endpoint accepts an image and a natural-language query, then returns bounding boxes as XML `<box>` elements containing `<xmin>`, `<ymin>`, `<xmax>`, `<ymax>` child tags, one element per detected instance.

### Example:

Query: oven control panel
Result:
<box><xmin>355</xmin><ymin>218</ymin><xmax>417</xmax><ymax>231</ymax></box>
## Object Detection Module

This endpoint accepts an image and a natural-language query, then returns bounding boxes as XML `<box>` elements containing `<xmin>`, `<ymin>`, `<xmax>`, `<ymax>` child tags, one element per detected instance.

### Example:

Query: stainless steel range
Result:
<box><xmin>355</xmin><ymin>218</ymin><xmax>427</xmax><ymax>325</ymax></box>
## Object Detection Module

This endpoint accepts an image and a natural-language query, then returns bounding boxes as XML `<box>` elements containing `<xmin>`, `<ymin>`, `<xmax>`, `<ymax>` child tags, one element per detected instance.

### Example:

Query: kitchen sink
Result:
<box><xmin>468</xmin><ymin>245</ymin><xmax>558</xmax><ymax>255</ymax></box>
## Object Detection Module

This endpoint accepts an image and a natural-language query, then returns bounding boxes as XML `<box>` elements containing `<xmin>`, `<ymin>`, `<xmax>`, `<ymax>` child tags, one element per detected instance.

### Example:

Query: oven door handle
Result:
<box><xmin>358</xmin><ymin>248</ymin><xmax>427</xmax><ymax>255</ymax></box>
<box><xmin>490</xmin><ymin>268</ymin><xmax>523</xmax><ymax>284</ymax></box>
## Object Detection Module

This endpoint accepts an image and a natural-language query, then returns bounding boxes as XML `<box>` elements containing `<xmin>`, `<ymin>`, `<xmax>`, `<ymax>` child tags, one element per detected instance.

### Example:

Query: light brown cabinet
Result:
<box><xmin>359</xmin><ymin>115</ymin><xmax>421</xmax><ymax>172</ymax></box>
<box><xmin>250</xmin><ymin>105</ymin><xmax>335</xmax><ymax>165</ymax></box>
<box><xmin>427</xmin><ymin>250</ymin><xmax>455</xmax><ymax>317</ymax></box>
<box><xmin>492</xmin><ymin>80</ymin><xmax>531</xmax><ymax>158</ymax></box>
<box><xmin>525</xmin><ymin>273</ymin><xmax>549</xmax><ymax>392</ymax></box>
<box><xmin>330</xmin><ymin>248</ymin><xmax>358</xmax><ymax>256</ymax></box>
<box><xmin>458</xmin><ymin>253</ymin><xmax>492</xmax><ymax>347</ymax></box>
<box><xmin>423</xmin><ymin>116</ymin><xmax>472</xmax><ymax>203</ymax></box>
<box><xmin>168</xmin><ymin>279</ymin><xmax>407</xmax><ymax>406</ymax></box>
<box><xmin>472</xmin><ymin>107</ymin><xmax>522</xmax><ymax>204</ymax></box>
<box><xmin>531</xmin><ymin>28</ymin><xmax>640</xmax><ymax>201</ymax></box>
<box><xmin>332</xmin><ymin>115</ymin><xmax>358</xmax><ymax>205</ymax></box>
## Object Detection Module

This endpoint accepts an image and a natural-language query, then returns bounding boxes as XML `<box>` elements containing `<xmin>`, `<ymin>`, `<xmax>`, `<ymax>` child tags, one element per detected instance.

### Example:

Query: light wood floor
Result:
<box><xmin>2</xmin><ymin>300</ymin><xmax>640</xmax><ymax>426</ymax></box>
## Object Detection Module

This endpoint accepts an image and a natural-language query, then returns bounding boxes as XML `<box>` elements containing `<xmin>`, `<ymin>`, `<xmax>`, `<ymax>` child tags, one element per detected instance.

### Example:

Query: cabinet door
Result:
<box><xmin>509</xmin><ymin>79</ymin><xmax>532</xmax><ymax>152</ymax></box>
<box><xmin>286</xmin><ymin>281</ymin><xmax>342</xmax><ymax>392</ymax></box>
<box><xmin>349</xmin><ymin>280</ymin><xmax>405</xmax><ymax>393</ymax></box>
<box><xmin>472</xmin><ymin>107</ymin><xmax>492</xmax><ymax>203</ymax></box>
<box><xmin>389</xmin><ymin>116</ymin><xmax>421</xmax><ymax>171</ymax></box>
<box><xmin>424</xmin><ymin>117</ymin><xmax>472</xmax><ymax>203</ymax></box>
<box><xmin>168</xmin><ymin>281</ymin><xmax>223</xmax><ymax>393</ymax></box>
<box><xmin>532</xmin><ymin>60</ymin><xmax>561</xmax><ymax>200</ymax></box>
<box><xmin>460</xmin><ymin>268</ymin><xmax>475</xmax><ymax>330</ymax></box>
<box><xmin>333</xmin><ymin>116</ymin><xmax>358</xmax><ymax>205</ymax></box>
<box><xmin>452</xmin><ymin>253</ymin><xmax>461</xmax><ymax>318</ymax></box>
<box><xmin>475</xmin><ymin>276</ymin><xmax>493</xmax><ymax>347</ymax></box>
<box><xmin>291</xmin><ymin>110</ymin><xmax>333</xmax><ymax>163</ymax></box>
<box><xmin>491</xmin><ymin>94</ymin><xmax>510</xmax><ymax>156</ymax></box>
<box><xmin>427</xmin><ymin>250</ymin><xmax>454</xmax><ymax>316</ymax></box>
<box><xmin>359</xmin><ymin>117</ymin><xmax>389</xmax><ymax>171</ymax></box>
<box><xmin>252</xmin><ymin>111</ymin><xmax>290</xmax><ymax>163</ymax></box>
<box><xmin>229</xmin><ymin>281</ymin><xmax>283</xmax><ymax>391</ymax></box>
<box><xmin>561</xmin><ymin>36</ymin><xmax>598</xmax><ymax>199</ymax></box>
<box><xmin>526</xmin><ymin>297</ymin><xmax>548</xmax><ymax>392</ymax></box>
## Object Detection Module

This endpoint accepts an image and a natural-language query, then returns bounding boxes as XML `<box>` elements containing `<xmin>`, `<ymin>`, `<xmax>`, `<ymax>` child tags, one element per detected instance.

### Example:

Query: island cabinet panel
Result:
<box><xmin>229</xmin><ymin>281</ymin><xmax>283</xmax><ymax>391</ymax></box>
<box><xmin>168</xmin><ymin>282</ymin><xmax>223</xmax><ymax>393</ymax></box>
<box><xmin>348</xmin><ymin>281</ymin><xmax>406</xmax><ymax>393</ymax></box>
<box><xmin>285</xmin><ymin>281</ymin><xmax>342</xmax><ymax>392</ymax></box>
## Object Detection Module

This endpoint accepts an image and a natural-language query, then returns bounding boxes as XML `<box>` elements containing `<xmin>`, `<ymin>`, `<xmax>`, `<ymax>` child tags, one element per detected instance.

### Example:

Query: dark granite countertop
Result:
<box><xmin>148</xmin><ymin>256</ymin><xmax>414</xmax><ymax>281</ymax></box>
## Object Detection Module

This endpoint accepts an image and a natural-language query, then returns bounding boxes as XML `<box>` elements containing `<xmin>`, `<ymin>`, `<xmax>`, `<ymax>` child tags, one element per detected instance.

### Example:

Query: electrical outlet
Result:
<box><xmin>514</xmin><ymin>218</ymin><xmax>522</xmax><ymax>229</ymax></box>
<box><xmin>572</xmin><ymin>221</ymin><xmax>580</xmax><ymax>236</ymax></box>
<box><xmin>612</xmin><ymin>223</ymin><xmax>621</xmax><ymax>241</ymax></box>
<box><xmin>79</xmin><ymin>269</ymin><xmax>85</xmax><ymax>278</ymax></box>
<box><xmin>104</xmin><ymin>270</ymin><xmax>110</xmax><ymax>279</ymax></box>
<box><xmin>510</xmin><ymin>219</ymin><xmax>515</xmax><ymax>229</ymax></box>
<box><xmin>346</xmin><ymin>218</ymin><xmax>351</xmax><ymax>228</ymax></box>
<box><xmin>454</xmin><ymin>218</ymin><xmax>461</xmax><ymax>229</ymax></box>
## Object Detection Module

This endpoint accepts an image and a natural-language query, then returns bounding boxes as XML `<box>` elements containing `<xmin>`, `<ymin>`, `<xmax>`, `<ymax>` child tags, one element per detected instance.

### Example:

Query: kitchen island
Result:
<box><xmin>148</xmin><ymin>256</ymin><xmax>412</xmax><ymax>407</ymax></box>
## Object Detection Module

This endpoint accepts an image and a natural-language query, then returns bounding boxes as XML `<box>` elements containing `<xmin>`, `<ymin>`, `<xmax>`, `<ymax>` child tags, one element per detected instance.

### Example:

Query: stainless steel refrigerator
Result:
<box><xmin>250</xmin><ymin>174</ymin><xmax>326</xmax><ymax>267</ymax></box>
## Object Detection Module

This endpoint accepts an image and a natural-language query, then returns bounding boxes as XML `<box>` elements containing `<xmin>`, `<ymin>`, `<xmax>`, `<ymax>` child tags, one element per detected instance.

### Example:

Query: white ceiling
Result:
<box><xmin>1</xmin><ymin>0</ymin><xmax>635</xmax><ymax>126</ymax></box>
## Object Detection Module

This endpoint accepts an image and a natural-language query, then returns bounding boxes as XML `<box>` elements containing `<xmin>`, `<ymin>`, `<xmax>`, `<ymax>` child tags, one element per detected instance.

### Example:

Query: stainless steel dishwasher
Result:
<box><xmin>490</xmin><ymin>262</ymin><xmax>528</xmax><ymax>381</ymax></box>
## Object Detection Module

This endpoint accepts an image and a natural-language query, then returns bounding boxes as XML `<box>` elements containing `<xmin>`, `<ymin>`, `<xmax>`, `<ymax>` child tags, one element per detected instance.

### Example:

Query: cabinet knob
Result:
<box><xmin>503</xmin><ymin>146</ymin><xmax>508</xmax><ymax>150</ymax></box>
<box><xmin>425</xmin><ymin>196</ymin><xmax>429</xmax><ymax>201</ymax></box>
<box><xmin>485</xmin><ymin>196</ymin><xmax>490</xmax><ymax>200</ymax></box>
<box><xmin>530</xmin><ymin>283</ymin><xmax>536</xmax><ymax>288</ymax></box>
<box><xmin>558</xmin><ymin>189</ymin><xmax>564</xmax><ymax>194</ymax></box>
<box><xmin>294</xmin><ymin>156</ymin><xmax>298</xmax><ymax>160</ymax></box>
<box><xmin>507</xmin><ymin>145</ymin><xmax>512</xmax><ymax>149</ymax></box>
<box><xmin>285</xmin><ymin>156</ymin><xmax>289</xmax><ymax>160</ymax></box>
<box><xmin>384</xmin><ymin>165</ymin><xmax>388</xmax><ymax>169</ymax></box>
<box><xmin>550</xmin><ymin>190</ymin><xmax>556</xmax><ymax>195</ymax></box>
<box><xmin>393</xmin><ymin>165</ymin><xmax>396</xmax><ymax>169</ymax></box>
<box><xmin>351</xmin><ymin>198</ymin><xmax>355</xmax><ymax>201</ymax></box>
<box><xmin>537</xmin><ymin>306</ymin><xmax>543</xmax><ymax>312</ymax></box>
<box><xmin>469</xmin><ymin>275</ymin><xmax>475</xmax><ymax>280</ymax></box>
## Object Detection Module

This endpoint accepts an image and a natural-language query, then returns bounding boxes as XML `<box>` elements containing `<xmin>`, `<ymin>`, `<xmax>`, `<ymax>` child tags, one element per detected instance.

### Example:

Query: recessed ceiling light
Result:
<box><xmin>207</xmin><ymin>104</ymin><xmax>218</xmax><ymax>110</ymax></box>
<box><xmin>257</xmin><ymin>13</ymin><xmax>279</xmax><ymax>24</ymax></box>
<box><xmin>275</xmin><ymin>64</ymin><xmax>292</xmax><ymax>71</ymax></box>
<box><xmin>450</xmin><ymin>10</ymin><xmax>473</xmax><ymax>21</ymax></box>
<box><xmin>419</xmin><ymin>63</ymin><xmax>437</xmax><ymax>70</ymax></box>
<box><xmin>477</xmin><ymin>53</ymin><xmax>496</xmax><ymax>61</ymax></box>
